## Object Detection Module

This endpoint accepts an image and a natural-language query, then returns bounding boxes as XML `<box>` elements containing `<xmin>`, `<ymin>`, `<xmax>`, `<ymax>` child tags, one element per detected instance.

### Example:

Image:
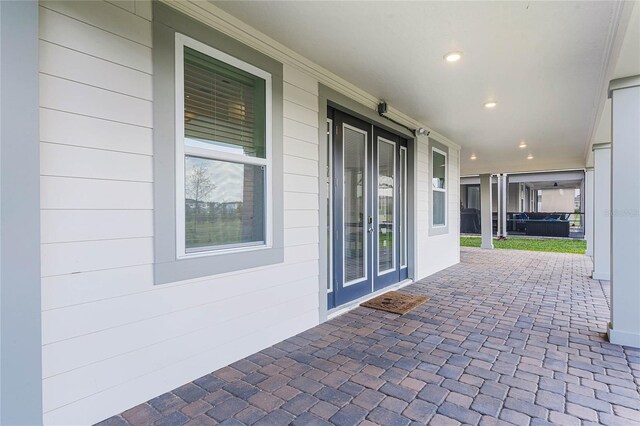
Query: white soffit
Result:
<box><xmin>212</xmin><ymin>1</ymin><xmax>636</xmax><ymax>175</ymax></box>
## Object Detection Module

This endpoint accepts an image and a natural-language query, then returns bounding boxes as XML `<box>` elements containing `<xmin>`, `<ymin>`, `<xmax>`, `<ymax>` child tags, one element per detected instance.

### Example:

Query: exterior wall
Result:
<box><xmin>539</xmin><ymin>188</ymin><xmax>576</xmax><ymax>212</ymax></box>
<box><xmin>417</xmin><ymin>144</ymin><xmax>460</xmax><ymax>278</ymax></box>
<box><xmin>38</xmin><ymin>1</ymin><xmax>461</xmax><ymax>423</ymax></box>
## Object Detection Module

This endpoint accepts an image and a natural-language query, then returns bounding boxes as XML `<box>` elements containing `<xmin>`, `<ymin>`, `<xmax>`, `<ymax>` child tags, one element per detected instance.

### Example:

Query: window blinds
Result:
<box><xmin>183</xmin><ymin>47</ymin><xmax>266</xmax><ymax>158</ymax></box>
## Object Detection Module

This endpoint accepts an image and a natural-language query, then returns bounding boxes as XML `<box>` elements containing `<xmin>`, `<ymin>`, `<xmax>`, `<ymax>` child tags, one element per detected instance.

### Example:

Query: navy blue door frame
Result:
<box><xmin>328</xmin><ymin>107</ymin><xmax>409</xmax><ymax>309</ymax></box>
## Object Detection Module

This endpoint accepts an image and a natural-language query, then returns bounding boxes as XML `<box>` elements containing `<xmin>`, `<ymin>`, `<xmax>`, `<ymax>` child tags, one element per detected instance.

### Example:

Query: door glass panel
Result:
<box><xmin>343</xmin><ymin>126</ymin><xmax>367</xmax><ymax>283</ymax></box>
<box><xmin>378</xmin><ymin>139</ymin><xmax>395</xmax><ymax>273</ymax></box>
<box><xmin>400</xmin><ymin>147</ymin><xmax>407</xmax><ymax>268</ymax></box>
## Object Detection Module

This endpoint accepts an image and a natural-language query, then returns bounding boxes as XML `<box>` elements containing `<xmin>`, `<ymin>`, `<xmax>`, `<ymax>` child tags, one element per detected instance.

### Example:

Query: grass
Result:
<box><xmin>461</xmin><ymin>236</ymin><xmax>587</xmax><ymax>254</ymax></box>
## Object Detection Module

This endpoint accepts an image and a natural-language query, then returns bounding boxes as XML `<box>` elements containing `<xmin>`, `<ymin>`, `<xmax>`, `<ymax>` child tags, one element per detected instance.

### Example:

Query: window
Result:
<box><xmin>176</xmin><ymin>34</ymin><xmax>272</xmax><ymax>257</ymax></box>
<box><xmin>467</xmin><ymin>185</ymin><xmax>480</xmax><ymax>210</ymax></box>
<box><xmin>432</xmin><ymin>147</ymin><xmax>447</xmax><ymax>227</ymax></box>
<box><xmin>153</xmin><ymin>3</ymin><xmax>283</xmax><ymax>284</ymax></box>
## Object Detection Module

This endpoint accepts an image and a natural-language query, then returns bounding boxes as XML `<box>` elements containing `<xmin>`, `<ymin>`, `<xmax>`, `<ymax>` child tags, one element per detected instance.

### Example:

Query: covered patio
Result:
<box><xmin>1</xmin><ymin>1</ymin><xmax>638</xmax><ymax>424</ymax></box>
<box><xmin>101</xmin><ymin>248</ymin><xmax>639</xmax><ymax>426</ymax></box>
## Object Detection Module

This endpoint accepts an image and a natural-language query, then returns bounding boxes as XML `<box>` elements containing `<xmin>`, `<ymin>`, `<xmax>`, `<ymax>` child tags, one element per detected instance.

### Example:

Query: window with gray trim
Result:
<box><xmin>432</xmin><ymin>147</ymin><xmax>447</xmax><ymax>227</ymax></box>
<box><xmin>152</xmin><ymin>2</ymin><xmax>284</xmax><ymax>285</ymax></box>
<box><xmin>176</xmin><ymin>34</ymin><xmax>272</xmax><ymax>257</ymax></box>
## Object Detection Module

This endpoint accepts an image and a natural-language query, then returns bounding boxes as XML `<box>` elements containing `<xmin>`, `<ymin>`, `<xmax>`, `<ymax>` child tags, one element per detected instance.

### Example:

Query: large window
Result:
<box><xmin>175</xmin><ymin>35</ymin><xmax>272</xmax><ymax>257</ymax></box>
<box><xmin>432</xmin><ymin>147</ymin><xmax>447</xmax><ymax>227</ymax></box>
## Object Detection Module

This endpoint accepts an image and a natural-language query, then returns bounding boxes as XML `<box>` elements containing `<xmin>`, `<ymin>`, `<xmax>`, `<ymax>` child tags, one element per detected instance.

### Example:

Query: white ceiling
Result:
<box><xmin>588</xmin><ymin>2</ymin><xmax>640</xmax><ymax>167</ymax></box>
<box><xmin>212</xmin><ymin>1</ymin><xmax>637</xmax><ymax>175</ymax></box>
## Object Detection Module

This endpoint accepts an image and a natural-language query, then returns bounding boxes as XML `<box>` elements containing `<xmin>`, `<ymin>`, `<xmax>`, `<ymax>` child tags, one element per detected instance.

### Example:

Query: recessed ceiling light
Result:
<box><xmin>444</xmin><ymin>51</ymin><xmax>463</xmax><ymax>62</ymax></box>
<box><xmin>527</xmin><ymin>154</ymin><xmax>534</xmax><ymax>160</ymax></box>
<box><xmin>470</xmin><ymin>154</ymin><xmax>477</xmax><ymax>160</ymax></box>
<box><xmin>519</xmin><ymin>141</ymin><xmax>527</xmax><ymax>149</ymax></box>
<box><xmin>484</xmin><ymin>101</ymin><xmax>497</xmax><ymax>109</ymax></box>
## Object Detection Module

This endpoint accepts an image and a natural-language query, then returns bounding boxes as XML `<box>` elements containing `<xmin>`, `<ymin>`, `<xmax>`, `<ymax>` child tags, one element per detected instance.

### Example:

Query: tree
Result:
<box><xmin>186</xmin><ymin>164</ymin><xmax>216</xmax><ymax>236</ymax></box>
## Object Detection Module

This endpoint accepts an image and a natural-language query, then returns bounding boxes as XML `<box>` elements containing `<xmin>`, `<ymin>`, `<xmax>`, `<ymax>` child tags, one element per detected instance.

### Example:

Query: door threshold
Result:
<box><xmin>327</xmin><ymin>279</ymin><xmax>414</xmax><ymax>320</ymax></box>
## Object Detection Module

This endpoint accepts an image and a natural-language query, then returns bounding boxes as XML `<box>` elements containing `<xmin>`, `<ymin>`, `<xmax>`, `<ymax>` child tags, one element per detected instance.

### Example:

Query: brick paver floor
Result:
<box><xmin>100</xmin><ymin>248</ymin><xmax>640</xmax><ymax>425</ymax></box>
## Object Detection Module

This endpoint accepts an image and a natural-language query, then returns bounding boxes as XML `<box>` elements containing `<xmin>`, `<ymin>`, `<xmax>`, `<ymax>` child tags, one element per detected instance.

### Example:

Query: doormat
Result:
<box><xmin>360</xmin><ymin>291</ymin><xmax>428</xmax><ymax>315</ymax></box>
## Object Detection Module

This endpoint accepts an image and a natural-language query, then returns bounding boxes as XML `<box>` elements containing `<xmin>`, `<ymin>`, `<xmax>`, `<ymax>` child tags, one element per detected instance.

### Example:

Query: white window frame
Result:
<box><xmin>175</xmin><ymin>33</ymin><xmax>273</xmax><ymax>259</ymax></box>
<box><xmin>343</xmin><ymin>122</ymin><xmax>368</xmax><ymax>287</ymax></box>
<box><xmin>400</xmin><ymin>146</ymin><xmax>408</xmax><ymax>268</ymax></box>
<box><xmin>432</xmin><ymin>146</ymin><xmax>447</xmax><ymax>228</ymax></box>
<box><xmin>327</xmin><ymin>118</ymin><xmax>333</xmax><ymax>293</ymax></box>
<box><xmin>377</xmin><ymin>136</ymin><xmax>396</xmax><ymax>275</ymax></box>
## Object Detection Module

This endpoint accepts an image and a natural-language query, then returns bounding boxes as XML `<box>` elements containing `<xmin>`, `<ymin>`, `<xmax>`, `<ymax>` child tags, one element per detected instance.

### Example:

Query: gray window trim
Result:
<box><xmin>317</xmin><ymin>84</ymin><xmax>417</xmax><ymax>320</ymax></box>
<box><xmin>153</xmin><ymin>2</ymin><xmax>284</xmax><ymax>284</ymax></box>
<box><xmin>429</xmin><ymin>138</ymin><xmax>449</xmax><ymax>236</ymax></box>
<box><xmin>0</xmin><ymin>1</ymin><xmax>43</xmax><ymax>423</ymax></box>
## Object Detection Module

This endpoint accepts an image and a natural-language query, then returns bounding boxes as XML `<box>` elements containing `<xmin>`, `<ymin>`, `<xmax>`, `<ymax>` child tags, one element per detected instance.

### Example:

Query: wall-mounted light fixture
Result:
<box><xmin>377</xmin><ymin>101</ymin><xmax>430</xmax><ymax>138</ymax></box>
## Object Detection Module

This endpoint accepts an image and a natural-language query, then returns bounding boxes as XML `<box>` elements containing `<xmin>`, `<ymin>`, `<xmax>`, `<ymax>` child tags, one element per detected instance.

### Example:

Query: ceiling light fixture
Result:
<box><xmin>470</xmin><ymin>154</ymin><xmax>477</xmax><ymax>160</ymax></box>
<box><xmin>519</xmin><ymin>141</ymin><xmax>527</xmax><ymax>148</ymax></box>
<box><xmin>484</xmin><ymin>101</ymin><xmax>497</xmax><ymax>109</ymax></box>
<box><xmin>527</xmin><ymin>154</ymin><xmax>534</xmax><ymax>160</ymax></box>
<box><xmin>444</xmin><ymin>51</ymin><xmax>463</xmax><ymax>62</ymax></box>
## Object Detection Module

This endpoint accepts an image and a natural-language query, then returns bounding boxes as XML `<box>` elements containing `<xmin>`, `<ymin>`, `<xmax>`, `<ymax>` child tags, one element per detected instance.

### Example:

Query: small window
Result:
<box><xmin>432</xmin><ymin>148</ymin><xmax>447</xmax><ymax>227</ymax></box>
<box><xmin>176</xmin><ymin>34</ymin><xmax>272</xmax><ymax>257</ymax></box>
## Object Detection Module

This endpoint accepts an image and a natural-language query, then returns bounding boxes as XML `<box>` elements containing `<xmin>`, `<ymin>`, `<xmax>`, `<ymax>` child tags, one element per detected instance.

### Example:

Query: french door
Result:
<box><xmin>328</xmin><ymin>108</ymin><xmax>408</xmax><ymax>309</ymax></box>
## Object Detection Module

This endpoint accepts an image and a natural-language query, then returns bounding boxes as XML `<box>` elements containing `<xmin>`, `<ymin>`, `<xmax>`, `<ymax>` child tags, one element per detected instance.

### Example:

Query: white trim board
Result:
<box><xmin>160</xmin><ymin>0</ymin><xmax>461</xmax><ymax>152</ymax></box>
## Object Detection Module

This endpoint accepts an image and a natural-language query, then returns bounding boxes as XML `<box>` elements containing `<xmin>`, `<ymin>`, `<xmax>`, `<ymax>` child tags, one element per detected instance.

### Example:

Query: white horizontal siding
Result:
<box><xmin>134</xmin><ymin>0</ymin><xmax>152</xmax><ymax>21</ymax></box>
<box><xmin>43</xmin><ymin>285</ymin><xmax>318</xmax><ymax>413</ymax></box>
<box><xmin>40</xmin><ymin>0</ymin><xmax>152</xmax><ymax>46</ymax></box>
<box><xmin>43</xmin><ymin>271</ymin><xmax>319</xmax><ymax>380</ymax></box>
<box><xmin>106</xmin><ymin>0</ymin><xmax>135</xmax><ymax>14</ymax></box>
<box><xmin>284</xmin><ymin>226</ymin><xmax>320</xmax><ymax>247</ymax></box>
<box><xmin>43</xmin><ymin>308</ymin><xmax>318</xmax><ymax>426</ymax></box>
<box><xmin>39</xmin><ymin>40</ymin><xmax>152</xmax><ymax>100</ymax></box>
<box><xmin>282</xmin><ymin>65</ymin><xmax>319</xmax><ymax>95</ymax></box>
<box><xmin>42</xmin><ymin>265</ymin><xmax>153</xmax><ymax>311</ymax></box>
<box><xmin>284</xmin><ymin>118</ymin><xmax>318</xmax><ymax>143</ymax></box>
<box><xmin>284</xmin><ymin>154</ymin><xmax>319</xmax><ymax>177</ymax></box>
<box><xmin>40</xmin><ymin>74</ymin><xmax>152</xmax><ymax>127</ymax></box>
<box><xmin>41</xmin><ymin>176</ymin><xmax>153</xmax><ymax>210</ymax></box>
<box><xmin>41</xmin><ymin>143</ymin><xmax>153</xmax><ymax>182</ymax></box>
<box><xmin>42</xmin><ymin>238</ymin><xmax>154</xmax><ymax>277</ymax></box>
<box><xmin>42</xmin><ymin>259</ymin><xmax>318</xmax><ymax>344</ymax></box>
<box><xmin>284</xmin><ymin>210</ymin><xmax>319</xmax><ymax>229</ymax></box>
<box><xmin>284</xmin><ymin>174</ymin><xmax>319</xmax><ymax>194</ymax></box>
<box><xmin>284</xmin><ymin>192</ymin><xmax>320</xmax><ymax>211</ymax></box>
<box><xmin>284</xmin><ymin>82</ymin><xmax>319</xmax><ymax>111</ymax></box>
<box><xmin>284</xmin><ymin>136</ymin><xmax>319</xmax><ymax>161</ymax></box>
<box><xmin>39</xmin><ymin>6</ymin><xmax>152</xmax><ymax>73</ymax></box>
<box><xmin>284</xmin><ymin>100</ymin><xmax>318</xmax><ymax>125</ymax></box>
<box><xmin>41</xmin><ymin>210</ymin><xmax>153</xmax><ymax>244</ymax></box>
<box><xmin>40</xmin><ymin>108</ymin><xmax>153</xmax><ymax>155</ymax></box>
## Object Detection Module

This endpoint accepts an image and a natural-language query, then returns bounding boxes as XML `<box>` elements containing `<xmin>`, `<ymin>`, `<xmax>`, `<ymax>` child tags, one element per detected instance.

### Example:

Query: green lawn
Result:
<box><xmin>461</xmin><ymin>236</ymin><xmax>586</xmax><ymax>254</ymax></box>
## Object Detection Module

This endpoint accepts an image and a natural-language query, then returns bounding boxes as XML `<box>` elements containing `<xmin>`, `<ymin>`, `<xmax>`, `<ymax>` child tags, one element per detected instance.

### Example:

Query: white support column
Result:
<box><xmin>592</xmin><ymin>144</ymin><xmax>611</xmax><ymax>281</ymax></box>
<box><xmin>584</xmin><ymin>168</ymin><xmax>594</xmax><ymax>257</ymax></box>
<box><xmin>608</xmin><ymin>76</ymin><xmax>640</xmax><ymax>348</ymax></box>
<box><xmin>480</xmin><ymin>174</ymin><xmax>493</xmax><ymax>249</ymax></box>
<box><xmin>502</xmin><ymin>174</ymin><xmax>509</xmax><ymax>237</ymax></box>
<box><xmin>495</xmin><ymin>173</ymin><xmax>508</xmax><ymax>238</ymax></box>
<box><xmin>496</xmin><ymin>174</ymin><xmax>502</xmax><ymax>238</ymax></box>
